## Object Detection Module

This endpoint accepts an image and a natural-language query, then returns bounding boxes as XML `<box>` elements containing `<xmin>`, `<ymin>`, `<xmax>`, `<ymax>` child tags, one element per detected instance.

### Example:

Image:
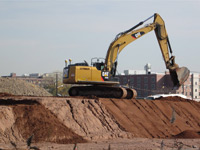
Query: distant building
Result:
<box><xmin>2</xmin><ymin>73</ymin><xmax>54</xmax><ymax>88</ymax></box>
<box><xmin>123</xmin><ymin>63</ymin><xmax>151</xmax><ymax>75</ymax></box>
<box><xmin>117</xmin><ymin>72</ymin><xmax>173</xmax><ymax>98</ymax></box>
<box><xmin>117</xmin><ymin>66</ymin><xmax>200</xmax><ymax>100</ymax></box>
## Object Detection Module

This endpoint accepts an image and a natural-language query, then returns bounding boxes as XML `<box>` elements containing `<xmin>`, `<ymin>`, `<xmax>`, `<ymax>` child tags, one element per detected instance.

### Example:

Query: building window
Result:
<box><xmin>186</xmin><ymin>92</ymin><xmax>187</xmax><ymax>96</ymax></box>
<box><xmin>195</xmin><ymin>89</ymin><xmax>197</xmax><ymax>92</ymax></box>
<box><xmin>199</xmin><ymin>92</ymin><xmax>200</xmax><ymax>96</ymax></box>
<box><xmin>144</xmin><ymin>77</ymin><xmax>148</xmax><ymax>83</ymax></box>
<box><xmin>137</xmin><ymin>77</ymin><xmax>141</xmax><ymax>83</ymax></box>
<box><xmin>144</xmin><ymin>91</ymin><xmax>148</xmax><ymax>97</ymax></box>
<box><xmin>137</xmin><ymin>91</ymin><xmax>141</xmax><ymax>97</ymax></box>
<box><xmin>151</xmin><ymin>77</ymin><xmax>155</xmax><ymax>83</ymax></box>
<box><xmin>137</xmin><ymin>84</ymin><xmax>141</xmax><ymax>89</ymax></box>
<box><xmin>151</xmin><ymin>84</ymin><xmax>155</xmax><ymax>90</ymax></box>
<box><xmin>195</xmin><ymin>82</ymin><xmax>198</xmax><ymax>85</ymax></box>
<box><xmin>123</xmin><ymin>77</ymin><xmax>127</xmax><ymax>85</ymax></box>
<box><xmin>130</xmin><ymin>77</ymin><xmax>134</xmax><ymax>85</ymax></box>
<box><xmin>144</xmin><ymin>84</ymin><xmax>148</xmax><ymax>89</ymax></box>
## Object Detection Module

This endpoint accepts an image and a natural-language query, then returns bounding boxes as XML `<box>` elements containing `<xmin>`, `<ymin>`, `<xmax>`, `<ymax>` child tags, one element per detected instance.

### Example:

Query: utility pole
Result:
<box><xmin>56</xmin><ymin>73</ymin><xmax>58</xmax><ymax>96</ymax></box>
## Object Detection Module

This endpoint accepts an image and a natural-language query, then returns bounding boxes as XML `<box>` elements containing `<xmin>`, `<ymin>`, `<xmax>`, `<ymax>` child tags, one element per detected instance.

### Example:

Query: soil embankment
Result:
<box><xmin>0</xmin><ymin>95</ymin><xmax>200</xmax><ymax>148</ymax></box>
<box><xmin>100</xmin><ymin>97</ymin><xmax>200</xmax><ymax>138</ymax></box>
<box><xmin>0</xmin><ymin>97</ymin><xmax>86</xmax><ymax>144</ymax></box>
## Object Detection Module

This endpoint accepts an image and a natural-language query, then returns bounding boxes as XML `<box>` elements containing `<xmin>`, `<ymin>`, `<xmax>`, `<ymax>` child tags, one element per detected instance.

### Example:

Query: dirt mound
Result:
<box><xmin>1</xmin><ymin>95</ymin><xmax>200</xmax><ymax>146</ymax></box>
<box><xmin>100</xmin><ymin>97</ymin><xmax>200</xmax><ymax>138</ymax></box>
<box><xmin>172</xmin><ymin>130</ymin><xmax>200</xmax><ymax>139</ymax></box>
<box><xmin>40</xmin><ymin>97</ymin><xmax>132</xmax><ymax>141</ymax></box>
<box><xmin>155</xmin><ymin>96</ymin><xmax>190</xmax><ymax>102</ymax></box>
<box><xmin>0</xmin><ymin>78</ymin><xmax>52</xmax><ymax>96</ymax></box>
<box><xmin>0</xmin><ymin>98</ymin><xmax>86</xmax><ymax>144</ymax></box>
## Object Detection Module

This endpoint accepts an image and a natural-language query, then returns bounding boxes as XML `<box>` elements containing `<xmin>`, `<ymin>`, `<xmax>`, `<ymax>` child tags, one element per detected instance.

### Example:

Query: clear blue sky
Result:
<box><xmin>0</xmin><ymin>0</ymin><xmax>199</xmax><ymax>76</ymax></box>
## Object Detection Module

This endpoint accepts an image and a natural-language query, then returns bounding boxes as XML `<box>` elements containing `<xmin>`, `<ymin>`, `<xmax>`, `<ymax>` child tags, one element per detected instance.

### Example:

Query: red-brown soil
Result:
<box><xmin>100</xmin><ymin>98</ymin><xmax>200</xmax><ymax>138</ymax></box>
<box><xmin>155</xmin><ymin>96</ymin><xmax>190</xmax><ymax>102</ymax></box>
<box><xmin>172</xmin><ymin>130</ymin><xmax>200</xmax><ymax>139</ymax></box>
<box><xmin>0</xmin><ymin>94</ymin><xmax>200</xmax><ymax>149</ymax></box>
<box><xmin>0</xmin><ymin>98</ymin><xmax>86</xmax><ymax>144</ymax></box>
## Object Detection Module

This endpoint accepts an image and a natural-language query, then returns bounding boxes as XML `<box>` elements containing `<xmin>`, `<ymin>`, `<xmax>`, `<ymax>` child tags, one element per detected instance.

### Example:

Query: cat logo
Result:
<box><xmin>135</xmin><ymin>32</ymin><xmax>141</xmax><ymax>38</ymax></box>
<box><xmin>102</xmin><ymin>71</ymin><xmax>109</xmax><ymax>80</ymax></box>
<box><xmin>131</xmin><ymin>31</ymin><xmax>145</xmax><ymax>39</ymax></box>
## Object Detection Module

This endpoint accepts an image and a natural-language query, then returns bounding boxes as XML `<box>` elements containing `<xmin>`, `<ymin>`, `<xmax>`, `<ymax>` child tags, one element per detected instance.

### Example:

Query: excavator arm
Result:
<box><xmin>104</xmin><ymin>13</ymin><xmax>190</xmax><ymax>88</ymax></box>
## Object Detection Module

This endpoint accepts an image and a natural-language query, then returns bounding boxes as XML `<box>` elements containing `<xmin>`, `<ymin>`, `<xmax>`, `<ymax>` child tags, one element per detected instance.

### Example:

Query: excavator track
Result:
<box><xmin>125</xmin><ymin>88</ymin><xmax>137</xmax><ymax>99</ymax></box>
<box><xmin>68</xmin><ymin>85</ymin><xmax>137</xmax><ymax>99</ymax></box>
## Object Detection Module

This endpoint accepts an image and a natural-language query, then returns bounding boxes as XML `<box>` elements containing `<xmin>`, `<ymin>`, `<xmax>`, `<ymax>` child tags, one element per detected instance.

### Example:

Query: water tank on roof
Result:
<box><xmin>144</xmin><ymin>63</ymin><xmax>151</xmax><ymax>74</ymax></box>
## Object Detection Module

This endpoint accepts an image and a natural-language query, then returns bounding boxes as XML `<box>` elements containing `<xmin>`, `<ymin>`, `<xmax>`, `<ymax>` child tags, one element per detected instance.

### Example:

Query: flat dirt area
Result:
<box><xmin>0</xmin><ymin>94</ymin><xmax>200</xmax><ymax>149</ymax></box>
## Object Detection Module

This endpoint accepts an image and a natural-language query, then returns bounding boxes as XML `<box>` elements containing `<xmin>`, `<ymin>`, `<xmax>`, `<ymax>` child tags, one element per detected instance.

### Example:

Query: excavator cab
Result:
<box><xmin>91</xmin><ymin>58</ymin><xmax>105</xmax><ymax>71</ymax></box>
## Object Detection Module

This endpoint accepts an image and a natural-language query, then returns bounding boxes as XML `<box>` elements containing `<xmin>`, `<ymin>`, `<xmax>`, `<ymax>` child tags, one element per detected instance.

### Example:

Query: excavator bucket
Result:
<box><xmin>170</xmin><ymin>67</ymin><xmax>190</xmax><ymax>89</ymax></box>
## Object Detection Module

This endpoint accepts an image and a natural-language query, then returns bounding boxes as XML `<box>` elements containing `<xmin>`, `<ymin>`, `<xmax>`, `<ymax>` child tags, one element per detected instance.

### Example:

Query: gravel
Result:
<box><xmin>0</xmin><ymin>77</ymin><xmax>52</xmax><ymax>96</ymax></box>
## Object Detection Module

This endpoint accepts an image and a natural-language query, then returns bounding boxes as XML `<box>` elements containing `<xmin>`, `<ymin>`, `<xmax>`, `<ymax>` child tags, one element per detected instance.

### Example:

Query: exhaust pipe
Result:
<box><xmin>170</xmin><ymin>67</ymin><xmax>190</xmax><ymax>89</ymax></box>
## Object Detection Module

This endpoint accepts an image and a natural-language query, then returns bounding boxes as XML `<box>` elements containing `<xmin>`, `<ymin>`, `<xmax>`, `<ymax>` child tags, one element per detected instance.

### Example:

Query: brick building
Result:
<box><xmin>117</xmin><ymin>71</ymin><xmax>200</xmax><ymax>100</ymax></box>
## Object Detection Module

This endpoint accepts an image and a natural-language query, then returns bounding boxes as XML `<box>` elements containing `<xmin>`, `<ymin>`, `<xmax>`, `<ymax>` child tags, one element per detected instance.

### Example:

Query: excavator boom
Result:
<box><xmin>104</xmin><ymin>13</ymin><xmax>190</xmax><ymax>88</ymax></box>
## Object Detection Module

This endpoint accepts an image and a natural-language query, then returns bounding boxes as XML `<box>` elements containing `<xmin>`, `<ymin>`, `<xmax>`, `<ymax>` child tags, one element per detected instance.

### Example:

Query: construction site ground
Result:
<box><xmin>0</xmin><ymin>94</ymin><xmax>200</xmax><ymax>150</ymax></box>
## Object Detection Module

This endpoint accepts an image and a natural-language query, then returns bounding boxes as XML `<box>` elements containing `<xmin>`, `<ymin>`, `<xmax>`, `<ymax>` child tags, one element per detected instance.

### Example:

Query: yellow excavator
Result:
<box><xmin>63</xmin><ymin>13</ymin><xmax>190</xmax><ymax>99</ymax></box>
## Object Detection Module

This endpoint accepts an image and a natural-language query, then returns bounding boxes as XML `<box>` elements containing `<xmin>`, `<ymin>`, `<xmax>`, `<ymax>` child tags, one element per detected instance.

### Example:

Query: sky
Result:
<box><xmin>0</xmin><ymin>0</ymin><xmax>200</xmax><ymax>76</ymax></box>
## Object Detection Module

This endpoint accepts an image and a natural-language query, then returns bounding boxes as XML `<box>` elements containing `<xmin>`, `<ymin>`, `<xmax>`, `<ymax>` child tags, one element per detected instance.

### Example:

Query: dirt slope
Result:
<box><xmin>0</xmin><ymin>95</ymin><xmax>200</xmax><ymax>146</ymax></box>
<box><xmin>100</xmin><ymin>98</ymin><xmax>200</xmax><ymax>138</ymax></box>
<box><xmin>0</xmin><ymin>98</ymin><xmax>86</xmax><ymax>144</ymax></box>
<box><xmin>39</xmin><ymin>97</ymin><xmax>132</xmax><ymax>141</ymax></box>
